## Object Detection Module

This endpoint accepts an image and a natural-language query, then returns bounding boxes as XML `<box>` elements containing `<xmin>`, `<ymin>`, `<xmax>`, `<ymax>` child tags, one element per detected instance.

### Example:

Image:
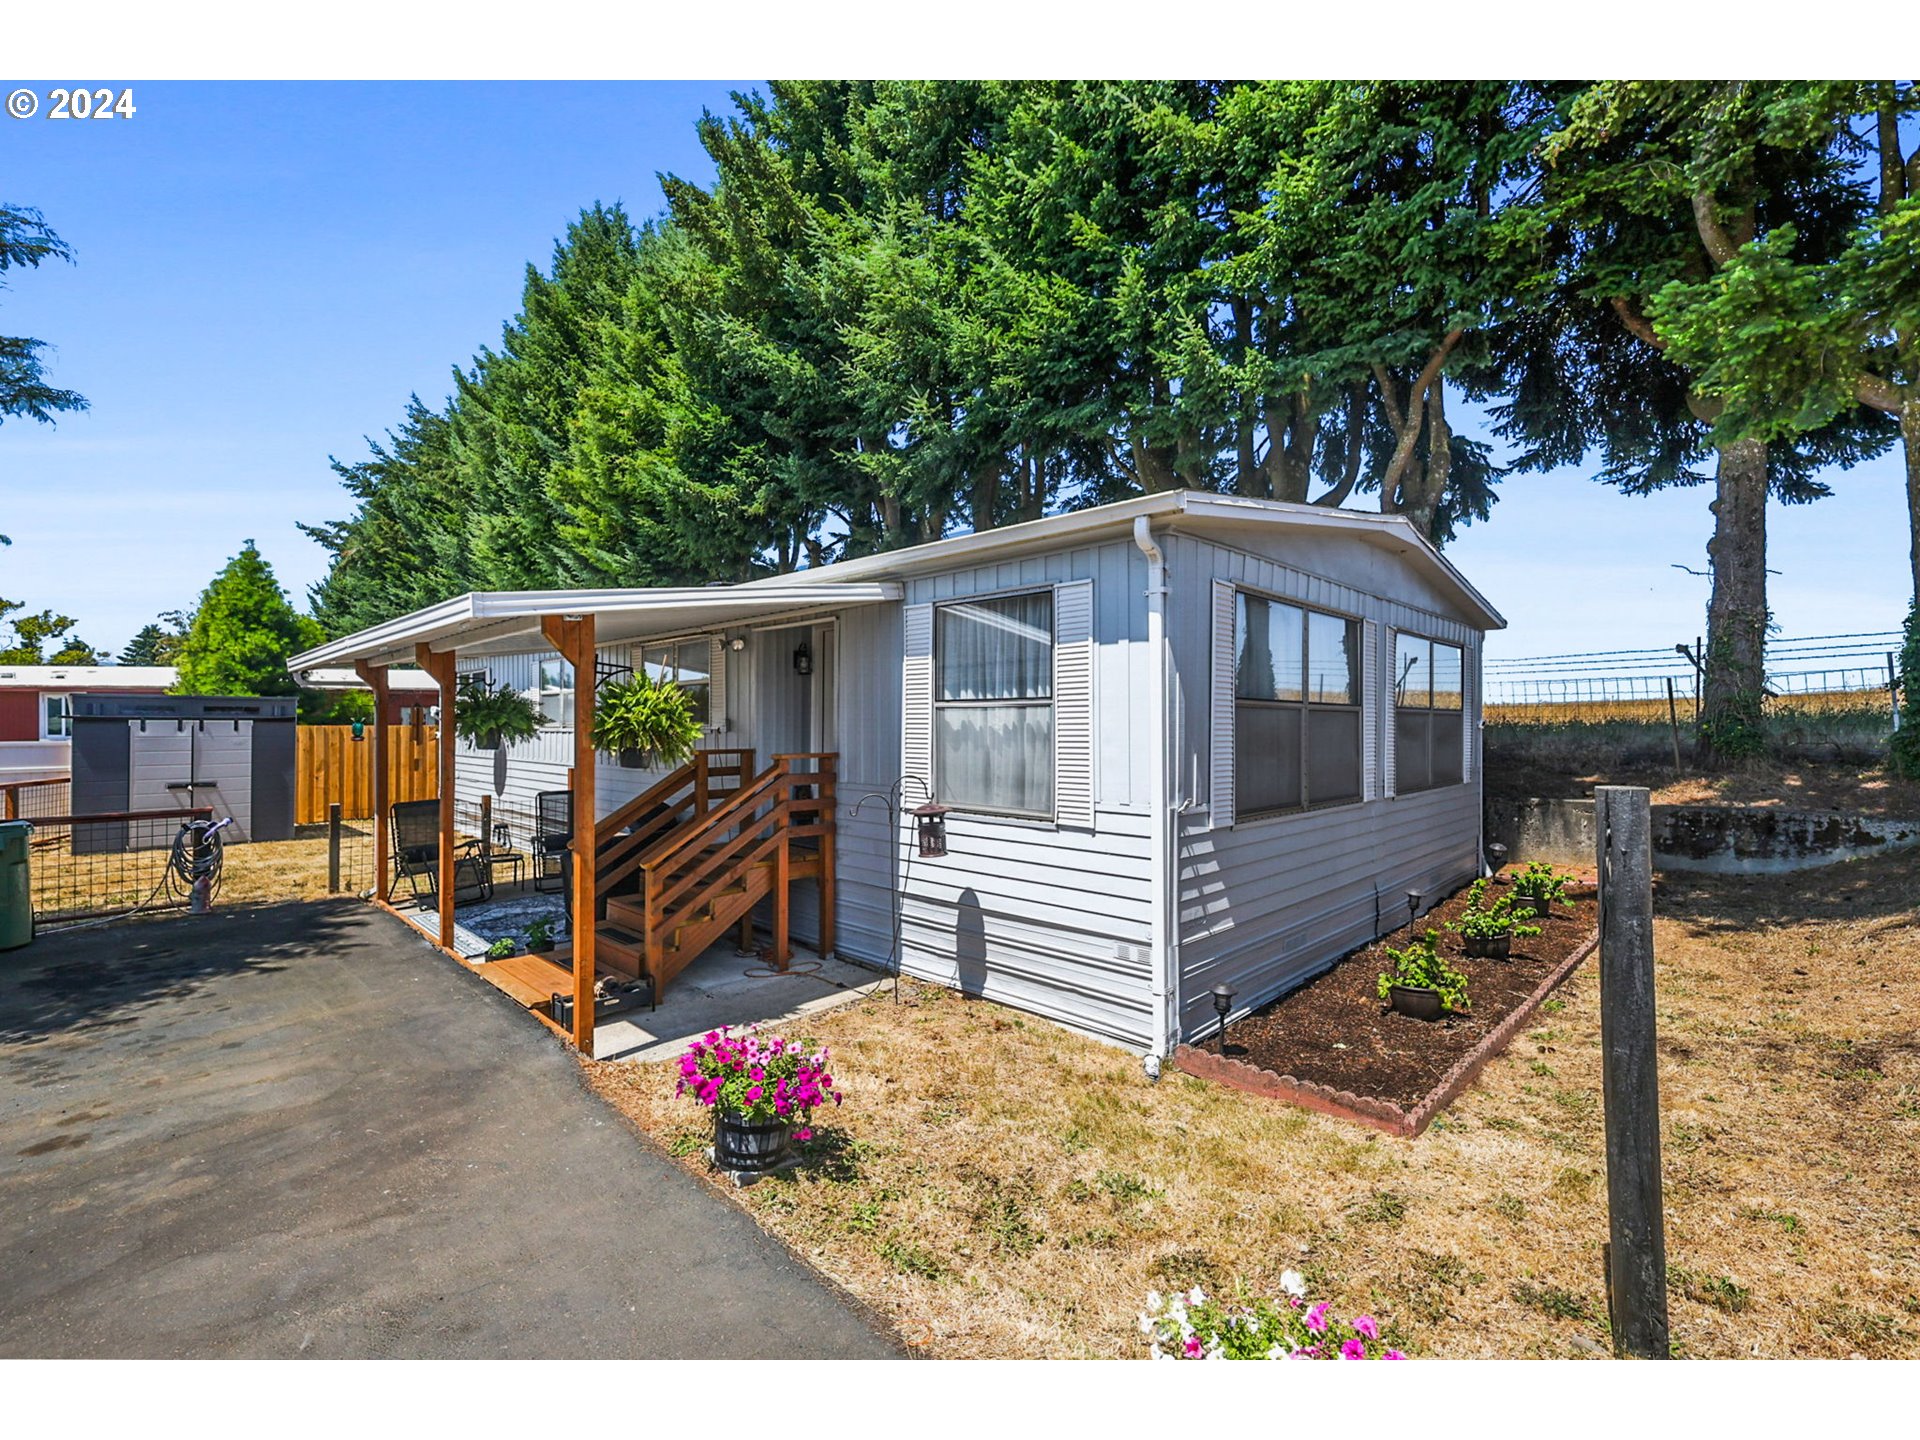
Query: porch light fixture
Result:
<box><xmin>1210</xmin><ymin>984</ymin><xmax>1235</xmax><ymax>1053</ymax></box>
<box><xmin>729</xmin><ymin>636</ymin><xmax>746</xmax><ymax>652</ymax></box>
<box><xmin>1487</xmin><ymin>841</ymin><xmax>1509</xmax><ymax>875</ymax></box>
<box><xmin>912</xmin><ymin>801</ymin><xmax>949</xmax><ymax>858</ymax></box>
<box><xmin>793</xmin><ymin>639</ymin><xmax>813</xmax><ymax>676</ymax></box>
<box><xmin>1406</xmin><ymin>889</ymin><xmax>1425</xmax><ymax>928</ymax></box>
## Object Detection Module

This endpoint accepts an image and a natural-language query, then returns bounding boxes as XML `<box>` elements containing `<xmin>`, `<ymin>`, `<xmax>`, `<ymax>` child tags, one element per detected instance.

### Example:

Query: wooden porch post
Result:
<box><xmin>353</xmin><ymin>661</ymin><xmax>392</xmax><ymax>901</ymax></box>
<box><xmin>415</xmin><ymin>644</ymin><xmax>459</xmax><ymax>950</ymax></box>
<box><xmin>543</xmin><ymin>613</ymin><xmax>597</xmax><ymax>1054</ymax></box>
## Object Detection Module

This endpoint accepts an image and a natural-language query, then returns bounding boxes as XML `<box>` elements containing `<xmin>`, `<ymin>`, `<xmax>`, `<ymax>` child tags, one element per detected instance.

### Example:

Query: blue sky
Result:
<box><xmin>0</xmin><ymin>80</ymin><xmax>1910</xmax><ymax>666</ymax></box>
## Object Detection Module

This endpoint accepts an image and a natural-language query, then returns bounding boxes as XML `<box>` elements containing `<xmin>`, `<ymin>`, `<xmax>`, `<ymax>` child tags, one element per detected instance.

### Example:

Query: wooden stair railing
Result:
<box><xmin>600</xmin><ymin>753</ymin><xmax>836</xmax><ymax>1004</ymax></box>
<box><xmin>592</xmin><ymin>749</ymin><xmax>755</xmax><ymax>905</ymax></box>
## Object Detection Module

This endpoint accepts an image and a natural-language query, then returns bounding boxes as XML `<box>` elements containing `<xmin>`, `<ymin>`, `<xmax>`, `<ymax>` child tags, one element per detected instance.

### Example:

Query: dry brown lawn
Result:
<box><xmin>32</xmin><ymin>831</ymin><xmax>372</xmax><ymax>922</ymax></box>
<box><xmin>585</xmin><ymin>850</ymin><xmax>1920</xmax><ymax>1359</ymax></box>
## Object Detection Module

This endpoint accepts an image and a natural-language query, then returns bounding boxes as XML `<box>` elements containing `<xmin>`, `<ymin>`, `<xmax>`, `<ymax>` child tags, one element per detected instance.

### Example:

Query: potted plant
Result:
<box><xmin>453</xmin><ymin>675</ymin><xmax>546</xmax><ymax>752</ymax></box>
<box><xmin>591</xmin><ymin>672</ymin><xmax>704</xmax><ymax>770</ymax></box>
<box><xmin>675</xmin><ymin>1025</ymin><xmax>843</xmax><ymax>1176</ymax></box>
<box><xmin>525</xmin><ymin>918</ymin><xmax>557</xmax><ymax>955</ymax></box>
<box><xmin>1375</xmin><ymin>929</ymin><xmax>1469</xmax><ymax>1020</ymax></box>
<box><xmin>1509</xmin><ymin>860</ymin><xmax>1573</xmax><ymax>919</ymax></box>
<box><xmin>484</xmin><ymin>936</ymin><xmax>517</xmax><ymax>961</ymax></box>
<box><xmin>1448</xmin><ymin>877</ymin><xmax>1543</xmax><ymax>959</ymax></box>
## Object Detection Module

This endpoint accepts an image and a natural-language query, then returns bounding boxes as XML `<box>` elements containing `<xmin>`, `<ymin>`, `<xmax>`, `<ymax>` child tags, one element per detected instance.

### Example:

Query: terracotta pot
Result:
<box><xmin>714</xmin><ymin>1110</ymin><xmax>795</xmax><ymax>1173</ymax></box>
<box><xmin>1389</xmin><ymin>984</ymin><xmax>1445</xmax><ymax>1021</ymax></box>
<box><xmin>1462</xmin><ymin>931</ymin><xmax>1512</xmax><ymax>960</ymax></box>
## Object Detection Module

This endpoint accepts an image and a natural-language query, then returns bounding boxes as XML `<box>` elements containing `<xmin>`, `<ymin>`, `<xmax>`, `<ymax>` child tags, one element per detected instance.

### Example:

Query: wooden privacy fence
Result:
<box><xmin>296</xmin><ymin>724</ymin><xmax>438</xmax><ymax>824</ymax></box>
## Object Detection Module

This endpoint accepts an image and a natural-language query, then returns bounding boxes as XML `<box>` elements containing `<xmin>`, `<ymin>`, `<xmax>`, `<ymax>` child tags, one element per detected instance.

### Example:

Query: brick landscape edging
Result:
<box><xmin>1173</xmin><ymin>929</ymin><xmax>1601</xmax><ymax>1138</ymax></box>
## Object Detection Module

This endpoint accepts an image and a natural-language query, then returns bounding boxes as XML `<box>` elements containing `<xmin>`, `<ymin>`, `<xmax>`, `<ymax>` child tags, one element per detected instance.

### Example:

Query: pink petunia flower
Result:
<box><xmin>1340</xmin><ymin>1339</ymin><xmax>1367</xmax><ymax>1360</ymax></box>
<box><xmin>1305</xmin><ymin>1302</ymin><xmax>1329</xmax><ymax>1333</ymax></box>
<box><xmin>1383</xmin><ymin>1350</ymin><xmax>1406</xmax><ymax>1360</ymax></box>
<box><xmin>1352</xmin><ymin>1315</ymin><xmax>1379</xmax><ymax>1340</ymax></box>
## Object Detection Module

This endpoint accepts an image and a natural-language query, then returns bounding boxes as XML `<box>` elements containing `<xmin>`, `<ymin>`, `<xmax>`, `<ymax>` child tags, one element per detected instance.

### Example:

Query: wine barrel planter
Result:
<box><xmin>1389</xmin><ymin>984</ymin><xmax>1445</xmax><ymax>1021</ymax></box>
<box><xmin>714</xmin><ymin>1110</ymin><xmax>796</xmax><ymax>1174</ymax></box>
<box><xmin>1462</xmin><ymin>932</ymin><xmax>1512</xmax><ymax>960</ymax></box>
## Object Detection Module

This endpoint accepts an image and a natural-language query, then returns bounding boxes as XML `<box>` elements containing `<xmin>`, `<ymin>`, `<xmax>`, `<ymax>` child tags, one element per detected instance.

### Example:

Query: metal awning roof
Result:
<box><xmin>287</xmin><ymin>582</ymin><xmax>905</xmax><ymax>672</ymax></box>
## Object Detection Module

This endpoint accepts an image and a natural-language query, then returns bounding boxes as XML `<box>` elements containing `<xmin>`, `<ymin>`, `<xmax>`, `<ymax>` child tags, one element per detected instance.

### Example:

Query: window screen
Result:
<box><xmin>1394</xmin><ymin>636</ymin><xmax>1465</xmax><ymax>794</ymax></box>
<box><xmin>933</xmin><ymin>592</ymin><xmax>1054</xmax><ymax>816</ymax></box>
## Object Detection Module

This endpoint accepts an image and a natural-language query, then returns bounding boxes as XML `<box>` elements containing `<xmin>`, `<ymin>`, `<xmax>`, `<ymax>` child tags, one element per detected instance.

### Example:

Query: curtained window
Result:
<box><xmin>1235</xmin><ymin>593</ymin><xmax>1361</xmax><ymax>815</ymax></box>
<box><xmin>934</xmin><ymin>591</ymin><xmax>1054</xmax><ymax>817</ymax></box>
<box><xmin>1394</xmin><ymin>633</ymin><xmax>1464</xmax><ymax>793</ymax></box>
<box><xmin>640</xmin><ymin>641</ymin><xmax>711</xmax><ymax>724</ymax></box>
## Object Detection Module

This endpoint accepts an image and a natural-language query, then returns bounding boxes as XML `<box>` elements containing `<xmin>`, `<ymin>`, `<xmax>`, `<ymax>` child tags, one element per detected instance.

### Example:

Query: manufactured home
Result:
<box><xmin>0</xmin><ymin>664</ymin><xmax>176</xmax><ymax>785</ymax></box>
<box><xmin>288</xmin><ymin>491</ymin><xmax>1503</xmax><ymax>1061</ymax></box>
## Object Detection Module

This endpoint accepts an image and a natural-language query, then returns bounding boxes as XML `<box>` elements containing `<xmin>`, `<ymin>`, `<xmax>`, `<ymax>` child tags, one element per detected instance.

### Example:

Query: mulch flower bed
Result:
<box><xmin>1175</xmin><ymin>874</ymin><xmax>1598</xmax><ymax>1136</ymax></box>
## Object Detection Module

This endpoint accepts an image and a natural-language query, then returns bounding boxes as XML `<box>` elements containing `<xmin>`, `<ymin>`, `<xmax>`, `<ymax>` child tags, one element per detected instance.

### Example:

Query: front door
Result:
<box><xmin>754</xmin><ymin>623</ymin><xmax>826</xmax><ymax>761</ymax></box>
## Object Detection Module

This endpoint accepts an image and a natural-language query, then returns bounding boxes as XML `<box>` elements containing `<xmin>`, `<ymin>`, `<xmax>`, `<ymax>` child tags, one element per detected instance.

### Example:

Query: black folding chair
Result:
<box><xmin>532</xmin><ymin>789</ymin><xmax>572</xmax><ymax>894</ymax></box>
<box><xmin>390</xmin><ymin>799</ymin><xmax>492</xmax><ymax>908</ymax></box>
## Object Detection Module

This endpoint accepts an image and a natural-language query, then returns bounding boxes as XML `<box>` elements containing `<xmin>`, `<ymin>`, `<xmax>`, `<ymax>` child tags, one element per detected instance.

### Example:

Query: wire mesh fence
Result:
<box><xmin>1485</xmin><ymin>631</ymin><xmax>1904</xmax><ymax>735</ymax></box>
<box><xmin>2</xmin><ymin>777</ymin><xmax>71</xmax><ymax>821</ymax></box>
<box><xmin>27</xmin><ymin>809</ymin><xmax>213</xmax><ymax>925</ymax></box>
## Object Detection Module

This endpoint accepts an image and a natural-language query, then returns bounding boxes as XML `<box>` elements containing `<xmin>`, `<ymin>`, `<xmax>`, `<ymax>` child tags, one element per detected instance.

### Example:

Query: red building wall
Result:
<box><xmin>0</xmin><ymin>692</ymin><xmax>39</xmax><ymax>743</ymax></box>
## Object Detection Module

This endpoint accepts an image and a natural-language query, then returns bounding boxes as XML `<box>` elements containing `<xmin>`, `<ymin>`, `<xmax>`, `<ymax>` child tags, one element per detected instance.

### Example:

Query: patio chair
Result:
<box><xmin>390</xmin><ymin>799</ymin><xmax>492</xmax><ymax>909</ymax></box>
<box><xmin>532</xmin><ymin>789</ymin><xmax>571</xmax><ymax>894</ymax></box>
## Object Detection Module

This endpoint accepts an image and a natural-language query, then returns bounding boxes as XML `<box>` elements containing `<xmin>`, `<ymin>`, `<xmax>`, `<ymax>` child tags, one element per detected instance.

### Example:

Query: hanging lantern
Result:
<box><xmin>793</xmin><ymin>639</ymin><xmax>813</xmax><ymax>676</ymax></box>
<box><xmin>912</xmin><ymin>801</ymin><xmax>949</xmax><ymax>857</ymax></box>
<box><xmin>350</xmin><ymin>718</ymin><xmax>366</xmax><ymax>742</ymax></box>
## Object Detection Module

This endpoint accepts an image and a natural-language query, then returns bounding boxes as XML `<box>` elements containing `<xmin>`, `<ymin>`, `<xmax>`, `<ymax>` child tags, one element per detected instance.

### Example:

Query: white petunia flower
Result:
<box><xmin>1188</xmin><ymin>1287</ymin><xmax>1206</xmax><ymax>1306</ymax></box>
<box><xmin>1280</xmin><ymin>1269</ymin><xmax>1308</xmax><ymax>1299</ymax></box>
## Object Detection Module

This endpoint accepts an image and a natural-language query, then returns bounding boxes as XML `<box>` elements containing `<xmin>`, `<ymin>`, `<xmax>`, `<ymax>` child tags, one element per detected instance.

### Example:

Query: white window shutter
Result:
<box><xmin>707</xmin><ymin>635</ymin><xmax>729</xmax><ymax>734</ymax></box>
<box><xmin>902</xmin><ymin>603</ymin><xmax>934</xmax><ymax>801</ymax></box>
<box><xmin>1053</xmin><ymin>580</ymin><xmax>1095</xmax><ymax>828</ymax></box>
<box><xmin>1382</xmin><ymin>627</ymin><xmax>1397</xmax><ymax>799</ymax></box>
<box><xmin>1362</xmin><ymin>619</ymin><xmax>1380</xmax><ymax>800</ymax></box>
<box><xmin>1462</xmin><ymin>641</ymin><xmax>1476</xmax><ymax>781</ymax></box>
<box><xmin>1210</xmin><ymin>580</ymin><xmax>1237</xmax><ymax>828</ymax></box>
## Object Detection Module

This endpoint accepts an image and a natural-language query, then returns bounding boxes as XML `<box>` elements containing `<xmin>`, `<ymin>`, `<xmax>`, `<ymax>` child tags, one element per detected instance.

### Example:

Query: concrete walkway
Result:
<box><xmin>0</xmin><ymin>900</ymin><xmax>899</xmax><ymax>1359</ymax></box>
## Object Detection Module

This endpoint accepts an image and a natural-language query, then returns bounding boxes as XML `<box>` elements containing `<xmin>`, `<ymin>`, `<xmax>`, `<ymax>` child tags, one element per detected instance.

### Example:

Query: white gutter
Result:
<box><xmin>1133</xmin><ymin>516</ymin><xmax>1176</xmax><ymax>1075</ymax></box>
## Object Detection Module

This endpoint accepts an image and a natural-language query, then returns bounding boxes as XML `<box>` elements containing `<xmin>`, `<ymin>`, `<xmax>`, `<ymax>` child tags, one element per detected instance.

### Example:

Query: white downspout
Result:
<box><xmin>1133</xmin><ymin>516</ymin><xmax>1175</xmax><ymax>1077</ymax></box>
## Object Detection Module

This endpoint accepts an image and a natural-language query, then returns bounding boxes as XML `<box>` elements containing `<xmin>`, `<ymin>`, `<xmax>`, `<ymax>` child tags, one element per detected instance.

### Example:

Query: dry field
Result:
<box><xmin>586</xmin><ymin>850</ymin><xmax>1920</xmax><ymax>1359</ymax></box>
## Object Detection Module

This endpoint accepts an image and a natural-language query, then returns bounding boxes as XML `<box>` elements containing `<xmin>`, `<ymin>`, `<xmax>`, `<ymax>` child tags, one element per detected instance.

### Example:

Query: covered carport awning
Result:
<box><xmin>286</xmin><ymin>581</ymin><xmax>905</xmax><ymax>675</ymax></box>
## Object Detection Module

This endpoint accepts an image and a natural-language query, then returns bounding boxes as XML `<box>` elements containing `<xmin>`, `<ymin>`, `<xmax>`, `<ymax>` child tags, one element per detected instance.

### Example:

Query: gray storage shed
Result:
<box><xmin>70</xmin><ymin>694</ymin><xmax>297</xmax><ymax>849</ymax></box>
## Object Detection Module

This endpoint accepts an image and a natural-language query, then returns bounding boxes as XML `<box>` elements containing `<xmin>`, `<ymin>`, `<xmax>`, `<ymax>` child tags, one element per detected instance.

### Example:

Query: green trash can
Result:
<box><xmin>0</xmin><ymin>820</ymin><xmax>33</xmax><ymax>952</ymax></box>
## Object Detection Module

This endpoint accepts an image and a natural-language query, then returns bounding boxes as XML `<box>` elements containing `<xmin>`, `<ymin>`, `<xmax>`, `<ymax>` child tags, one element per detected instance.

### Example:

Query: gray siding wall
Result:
<box><xmin>895</xmin><ymin>539</ymin><xmax>1157</xmax><ymax>1049</ymax></box>
<box><xmin>1164</xmin><ymin>530</ymin><xmax>1486</xmax><ymax>1042</ymax></box>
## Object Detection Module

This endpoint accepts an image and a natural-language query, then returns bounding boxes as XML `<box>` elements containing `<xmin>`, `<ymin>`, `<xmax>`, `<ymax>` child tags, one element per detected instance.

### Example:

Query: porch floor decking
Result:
<box><xmin>390</xmin><ymin>887</ymin><xmax>878</xmax><ymax>1062</ymax></box>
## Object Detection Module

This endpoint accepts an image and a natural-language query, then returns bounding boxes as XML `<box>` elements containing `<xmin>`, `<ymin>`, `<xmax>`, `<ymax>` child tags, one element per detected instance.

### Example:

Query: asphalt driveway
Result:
<box><xmin>0</xmin><ymin>900</ymin><xmax>898</xmax><ymax>1358</ymax></box>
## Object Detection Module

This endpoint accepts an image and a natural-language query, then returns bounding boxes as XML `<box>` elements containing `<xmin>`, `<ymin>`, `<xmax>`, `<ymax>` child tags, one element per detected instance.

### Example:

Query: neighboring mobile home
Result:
<box><xmin>288</xmin><ymin>491</ymin><xmax>1502</xmax><ymax>1062</ymax></box>
<box><xmin>0</xmin><ymin>664</ymin><xmax>176</xmax><ymax>784</ymax></box>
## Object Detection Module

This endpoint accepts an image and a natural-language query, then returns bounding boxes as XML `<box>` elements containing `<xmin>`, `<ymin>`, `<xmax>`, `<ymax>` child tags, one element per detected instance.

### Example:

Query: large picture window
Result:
<box><xmin>1234</xmin><ymin>593</ymin><xmax>1361</xmax><ymax>815</ymax></box>
<box><xmin>934</xmin><ymin>591</ymin><xmax>1054</xmax><ymax>817</ymax></box>
<box><xmin>641</xmin><ymin>641</ymin><xmax>711</xmax><ymax>724</ymax></box>
<box><xmin>1394</xmin><ymin>633</ymin><xmax>1464</xmax><ymax>793</ymax></box>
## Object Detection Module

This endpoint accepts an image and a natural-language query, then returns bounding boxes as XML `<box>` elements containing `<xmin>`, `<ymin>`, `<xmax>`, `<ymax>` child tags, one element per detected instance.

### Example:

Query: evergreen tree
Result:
<box><xmin>173</xmin><ymin>541</ymin><xmax>327</xmax><ymax>716</ymax></box>
<box><xmin>0</xmin><ymin>598</ymin><xmax>97</xmax><ymax>664</ymax></box>
<box><xmin>118</xmin><ymin>612</ymin><xmax>190</xmax><ymax>666</ymax></box>
<box><xmin>1</xmin><ymin>204</ymin><xmax>88</xmax><ymax>425</ymax></box>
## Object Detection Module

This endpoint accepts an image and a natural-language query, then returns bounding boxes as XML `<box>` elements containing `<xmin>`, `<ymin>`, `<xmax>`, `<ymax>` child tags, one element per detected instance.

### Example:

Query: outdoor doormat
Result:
<box><xmin>1175</xmin><ymin>880</ymin><xmax>1600</xmax><ymax>1138</ymax></box>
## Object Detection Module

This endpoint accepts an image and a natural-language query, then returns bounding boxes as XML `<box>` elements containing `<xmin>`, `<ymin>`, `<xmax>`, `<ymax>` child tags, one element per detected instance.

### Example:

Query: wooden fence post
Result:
<box><xmin>327</xmin><ymin>802</ymin><xmax>342</xmax><ymax>893</ymax></box>
<box><xmin>1595</xmin><ymin>784</ymin><xmax>1669</xmax><ymax>1359</ymax></box>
